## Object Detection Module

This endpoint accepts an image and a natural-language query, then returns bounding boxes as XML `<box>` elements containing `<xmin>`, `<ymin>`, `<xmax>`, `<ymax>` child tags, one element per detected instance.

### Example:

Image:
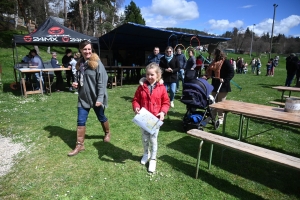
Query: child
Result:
<box><xmin>266</xmin><ymin>59</ymin><xmax>273</xmax><ymax>76</ymax></box>
<box><xmin>132</xmin><ymin>62</ymin><xmax>170</xmax><ymax>173</ymax></box>
<box><xmin>69</xmin><ymin>53</ymin><xmax>81</xmax><ymax>94</ymax></box>
<box><xmin>243</xmin><ymin>62</ymin><xmax>248</xmax><ymax>74</ymax></box>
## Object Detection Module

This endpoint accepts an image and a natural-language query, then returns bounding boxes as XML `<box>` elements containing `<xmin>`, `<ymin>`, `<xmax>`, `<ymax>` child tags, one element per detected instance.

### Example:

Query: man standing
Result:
<box><xmin>285</xmin><ymin>53</ymin><xmax>299</xmax><ymax>87</ymax></box>
<box><xmin>175</xmin><ymin>48</ymin><xmax>187</xmax><ymax>92</ymax></box>
<box><xmin>30</xmin><ymin>49</ymin><xmax>44</xmax><ymax>91</ymax></box>
<box><xmin>147</xmin><ymin>47</ymin><xmax>163</xmax><ymax>64</ymax></box>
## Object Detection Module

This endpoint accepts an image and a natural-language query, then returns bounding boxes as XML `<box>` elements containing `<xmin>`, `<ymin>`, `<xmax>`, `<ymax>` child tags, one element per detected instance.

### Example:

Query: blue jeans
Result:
<box><xmin>77</xmin><ymin>106</ymin><xmax>107</xmax><ymax>126</ymax></box>
<box><xmin>34</xmin><ymin>72</ymin><xmax>44</xmax><ymax>90</ymax></box>
<box><xmin>176</xmin><ymin>69</ymin><xmax>185</xmax><ymax>90</ymax></box>
<box><xmin>285</xmin><ymin>73</ymin><xmax>295</xmax><ymax>87</ymax></box>
<box><xmin>164</xmin><ymin>82</ymin><xmax>176</xmax><ymax>101</ymax></box>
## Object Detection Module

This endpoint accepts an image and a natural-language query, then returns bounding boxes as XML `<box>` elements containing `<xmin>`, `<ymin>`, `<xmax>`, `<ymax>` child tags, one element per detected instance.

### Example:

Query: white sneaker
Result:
<box><xmin>218</xmin><ymin>118</ymin><xmax>223</xmax><ymax>125</ymax></box>
<box><xmin>170</xmin><ymin>101</ymin><xmax>174</xmax><ymax>108</ymax></box>
<box><xmin>69</xmin><ymin>87</ymin><xmax>73</xmax><ymax>91</ymax></box>
<box><xmin>148</xmin><ymin>159</ymin><xmax>157</xmax><ymax>173</ymax></box>
<box><xmin>141</xmin><ymin>154</ymin><xmax>149</xmax><ymax>165</ymax></box>
<box><xmin>74</xmin><ymin>91</ymin><xmax>78</xmax><ymax>94</ymax></box>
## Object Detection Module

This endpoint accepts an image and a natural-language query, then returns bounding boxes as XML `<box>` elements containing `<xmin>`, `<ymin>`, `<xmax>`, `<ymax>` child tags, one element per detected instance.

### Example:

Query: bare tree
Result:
<box><xmin>64</xmin><ymin>0</ymin><xmax>67</xmax><ymax>23</ymax></box>
<box><xmin>14</xmin><ymin>0</ymin><xmax>19</xmax><ymax>30</ymax></box>
<box><xmin>84</xmin><ymin>0</ymin><xmax>89</xmax><ymax>34</ymax></box>
<box><xmin>78</xmin><ymin>0</ymin><xmax>84</xmax><ymax>33</ymax></box>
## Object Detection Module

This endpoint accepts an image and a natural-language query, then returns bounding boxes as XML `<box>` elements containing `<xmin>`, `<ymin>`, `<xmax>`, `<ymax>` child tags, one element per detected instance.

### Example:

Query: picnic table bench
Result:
<box><xmin>187</xmin><ymin>129</ymin><xmax>300</xmax><ymax>179</ymax></box>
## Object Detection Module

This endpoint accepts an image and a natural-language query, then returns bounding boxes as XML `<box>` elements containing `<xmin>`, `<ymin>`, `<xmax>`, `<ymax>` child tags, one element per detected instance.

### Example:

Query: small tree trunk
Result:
<box><xmin>84</xmin><ymin>0</ymin><xmax>89</xmax><ymax>34</ymax></box>
<box><xmin>79</xmin><ymin>0</ymin><xmax>84</xmax><ymax>33</ymax></box>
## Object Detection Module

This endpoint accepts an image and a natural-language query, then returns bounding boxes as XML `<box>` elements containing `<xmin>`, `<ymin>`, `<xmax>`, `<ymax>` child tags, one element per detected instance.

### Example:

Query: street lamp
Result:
<box><xmin>269</xmin><ymin>4</ymin><xmax>278</xmax><ymax>60</ymax></box>
<box><xmin>250</xmin><ymin>24</ymin><xmax>256</xmax><ymax>58</ymax></box>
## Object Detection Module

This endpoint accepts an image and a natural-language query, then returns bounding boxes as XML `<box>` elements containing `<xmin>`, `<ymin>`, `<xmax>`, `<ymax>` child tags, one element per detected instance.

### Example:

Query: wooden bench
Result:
<box><xmin>187</xmin><ymin>129</ymin><xmax>300</xmax><ymax>179</ymax></box>
<box><xmin>269</xmin><ymin>101</ymin><xmax>285</xmax><ymax>107</ymax></box>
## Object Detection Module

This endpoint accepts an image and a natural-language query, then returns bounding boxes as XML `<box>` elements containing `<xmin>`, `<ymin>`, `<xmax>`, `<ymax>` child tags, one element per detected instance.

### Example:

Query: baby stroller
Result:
<box><xmin>180</xmin><ymin>70</ymin><xmax>222</xmax><ymax>131</ymax></box>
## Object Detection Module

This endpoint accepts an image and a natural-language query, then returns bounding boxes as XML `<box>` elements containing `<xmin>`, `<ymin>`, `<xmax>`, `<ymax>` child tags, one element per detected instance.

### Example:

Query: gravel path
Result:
<box><xmin>0</xmin><ymin>136</ymin><xmax>25</xmax><ymax>176</ymax></box>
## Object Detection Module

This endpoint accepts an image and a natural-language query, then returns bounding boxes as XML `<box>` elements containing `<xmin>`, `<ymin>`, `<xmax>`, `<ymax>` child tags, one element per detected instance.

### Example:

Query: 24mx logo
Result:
<box><xmin>32</xmin><ymin>37</ymin><xmax>58</xmax><ymax>42</ymax></box>
<box><xmin>70</xmin><ymin>38</ymin><xmax>91</xmax><ymax>42</ymax></box>
<box><xmin>23</xmin><ymin>35</ymin><xmax>32</xmax><ymax>42</ymax></box>
<box><xmin>48</xmin><ymin>27</ymin><xmax>65</xmax><ymax>35</ymax></box>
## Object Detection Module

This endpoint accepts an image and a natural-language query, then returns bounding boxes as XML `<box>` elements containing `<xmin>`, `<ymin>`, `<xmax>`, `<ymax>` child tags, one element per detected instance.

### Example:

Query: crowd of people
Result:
<box><xmin>22</xmin><ymin>48</ymin><xmax>82</xmax><ymax>93</ymax></box>
<box><xmin>22</xmin><ymin>42</ymin><xmax>300</xmax><ymax>174</ymax></box>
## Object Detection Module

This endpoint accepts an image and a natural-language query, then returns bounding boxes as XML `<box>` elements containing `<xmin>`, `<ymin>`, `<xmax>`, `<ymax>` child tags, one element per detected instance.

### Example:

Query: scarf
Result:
<box><xmin>205</xmin><ymin>59</ymin><xmax>224</xmax><ymax>79</ymax></box>
<box><xmin>165</xmin><ymin>55</ymin><xmax>173</xmax><ymax>63</ymax></box>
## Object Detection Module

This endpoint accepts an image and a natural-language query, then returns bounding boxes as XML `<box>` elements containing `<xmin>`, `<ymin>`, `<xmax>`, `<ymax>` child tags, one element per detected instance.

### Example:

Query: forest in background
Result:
<box><xmin>0</xmin><ymin>0</ymin><xmax>299</xmax><ymax>55</ymax></box>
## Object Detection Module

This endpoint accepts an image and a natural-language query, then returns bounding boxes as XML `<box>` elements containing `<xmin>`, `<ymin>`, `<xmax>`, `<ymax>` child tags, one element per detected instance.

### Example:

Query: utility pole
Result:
<box><xmin>269</xmin><ymin>4</ymin><xmax>278</xmax><ymax>60</ymax></box>
<box><xmin>250</xmin><ymin>24</ymin><xmax>256</xmax><ymax>58</ymax></box>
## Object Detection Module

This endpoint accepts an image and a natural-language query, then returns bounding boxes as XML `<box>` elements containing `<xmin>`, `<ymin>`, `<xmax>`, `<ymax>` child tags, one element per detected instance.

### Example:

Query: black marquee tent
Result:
<box><xmin>12</xmin><ymin>16</ymin><xmax>100</xmax><ymax>64</ymax></box>
<box><xmin>11</xmin><ymin>17</ymin><xmax>99</xmax><ymax>87</ymax></box>
<box><xmin>12</xmin><ymin>16</ymin><xmax>99</xmax><ymax>49</ymax></box>
<box><xmin>99</xmin><ymin>22</ymin><xmax>231</xmax><ymax>52</ymax></box>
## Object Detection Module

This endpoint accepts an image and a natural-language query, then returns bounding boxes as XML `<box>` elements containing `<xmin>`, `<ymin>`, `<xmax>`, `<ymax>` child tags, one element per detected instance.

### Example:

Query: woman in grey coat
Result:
<box><xmin>68</xmin><ymin>40</ymin><xmax>111</xmax><ymax>156</ymax></box>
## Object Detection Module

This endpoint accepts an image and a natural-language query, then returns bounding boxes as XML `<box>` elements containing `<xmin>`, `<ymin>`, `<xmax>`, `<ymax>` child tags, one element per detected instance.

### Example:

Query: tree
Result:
<box><xmin>123</xmin><ymin>1</ymin><xmax>145</xmax><ymax>25</ymax></box>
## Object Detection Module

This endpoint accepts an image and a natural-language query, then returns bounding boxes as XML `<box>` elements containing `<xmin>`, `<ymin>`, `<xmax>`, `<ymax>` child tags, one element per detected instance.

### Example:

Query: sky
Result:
<box><xmin>119</xmin><ymin>0</ymin><xmax>300</xmax><ymax>37</ymax></box>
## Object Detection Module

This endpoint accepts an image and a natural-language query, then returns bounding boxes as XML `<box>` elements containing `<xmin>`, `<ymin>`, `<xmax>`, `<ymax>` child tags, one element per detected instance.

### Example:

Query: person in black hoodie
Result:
<box><xmin>285</xmin><ymin>53</ymin><xmax>299</xmax><ymax>86</ymax></box>
<box><xmin>62</xmin><ymin>49</ymin><xmax>73</xmax><ymax>91</ymax></box>
<box><xmin>159</xmin><ymin>46</ymin><xmax>180</xmax><ymax>108</ymax></box>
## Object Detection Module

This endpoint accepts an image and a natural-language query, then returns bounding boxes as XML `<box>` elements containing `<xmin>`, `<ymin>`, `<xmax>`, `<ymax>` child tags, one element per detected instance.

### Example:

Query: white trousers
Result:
<box><xmin>141</xmin><ymin>128</ymin><xmax>159</xmax><ymax>160</ymax></box>
<box><xmin>211</xmin><ymin>91</ymin><xmax>228</xmax><ymax>119</ymax></box>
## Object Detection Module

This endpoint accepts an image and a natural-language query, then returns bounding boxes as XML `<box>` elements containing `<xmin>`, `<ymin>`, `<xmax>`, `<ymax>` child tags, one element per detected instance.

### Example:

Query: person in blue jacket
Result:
<box><xmin>147</xmin><ymin>47</ymin><xmax>164</xmax><ymax>64</ymax></box>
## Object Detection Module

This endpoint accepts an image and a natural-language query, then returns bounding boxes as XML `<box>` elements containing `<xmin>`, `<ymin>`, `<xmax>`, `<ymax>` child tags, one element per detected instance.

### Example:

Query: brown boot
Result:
<box><xmin>68</xmin><ymin>126</ymin><xmax>86</xmax><ymax>156</ymax></box>
<box><xmin>101</xmin><ymin>121</ymin><xmax>111</xmax><ymax>142</ymax></box>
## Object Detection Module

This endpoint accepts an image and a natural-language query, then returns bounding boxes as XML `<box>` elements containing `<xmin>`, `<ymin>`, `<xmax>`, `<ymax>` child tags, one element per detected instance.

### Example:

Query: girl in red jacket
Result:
<box><xmin>132</xmin><ymin>62</ymin><xmax>170</xmax><ymax>173</ymax></box>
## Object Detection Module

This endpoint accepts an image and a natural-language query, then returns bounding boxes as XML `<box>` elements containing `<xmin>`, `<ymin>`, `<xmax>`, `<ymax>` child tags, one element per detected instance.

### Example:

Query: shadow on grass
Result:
<box><xmin>159</xmin><ymin>155</ymin><xmax>264</xmax><ymax>200</ymax></box>
<box><xmin>2</xmin><ymin>82</ymin><xmax>22</xmax><ymax>96</ymax></box>
<box><xmin>93</xmin><ymin>141</ymin><xmax>140</xmax><ymax>164</ymax></box>
<box><xmin>167</xmin><ymin>136</ymin><xmax>300</xmax><ymax>197</ymax></box>
<box><xmin>257</xmin><ymin>83</ymin><xmax>281</xmax><ymax>88</ymax></box>
<box><xmin>120</xmin><ymin>96</ymin><xmax>133</xmax><ymax>102</ymax></box>
<box><xmin>45</xmin><ymin>125</ymin><xmax>76</xmax><ymax>149</ymax></box>
<box><xmin>45</xmin><ymin>125</ymin><xmax>105</xmax><ymax>149</ymax></box>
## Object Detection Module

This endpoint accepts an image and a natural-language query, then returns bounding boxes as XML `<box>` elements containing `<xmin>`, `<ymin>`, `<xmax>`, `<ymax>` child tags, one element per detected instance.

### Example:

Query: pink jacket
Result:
<box><xmin>132</xmin><ymin>78</ymin><xmax>170</xmax><ymax>117</ymax></box>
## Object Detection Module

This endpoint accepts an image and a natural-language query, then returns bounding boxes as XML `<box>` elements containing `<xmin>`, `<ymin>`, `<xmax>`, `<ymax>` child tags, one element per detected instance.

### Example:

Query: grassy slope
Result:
<box><xmin>0</xmin><ymin>46</ymin><xmax>299</xmax><ymax>200</ymax></box>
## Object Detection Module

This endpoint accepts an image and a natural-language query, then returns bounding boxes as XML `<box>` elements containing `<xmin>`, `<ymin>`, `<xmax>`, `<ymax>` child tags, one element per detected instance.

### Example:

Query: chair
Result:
<box><xmin>106</xmin><ymin>67</ymin><xmax>117</xmax><ymax>88</ymax></box>
<box><xmin>42</xmin><ymin>61</ymin><xmax>55</xmax><ymax>93</ymax></box>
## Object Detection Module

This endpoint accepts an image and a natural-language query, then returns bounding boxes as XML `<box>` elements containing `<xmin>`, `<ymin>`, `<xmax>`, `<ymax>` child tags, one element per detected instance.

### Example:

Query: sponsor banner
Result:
<box><xmin>23</xmin><ymin>36</ymin><xmax>92</xmax><ymax>43</ymax></box>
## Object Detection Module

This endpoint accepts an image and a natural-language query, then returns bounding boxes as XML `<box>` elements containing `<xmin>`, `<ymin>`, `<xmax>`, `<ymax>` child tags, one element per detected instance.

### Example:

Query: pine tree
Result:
<box><xmin>124</xmin><ymin>1</ymin><xmax>145</xmax><ymax>25</ymax></box>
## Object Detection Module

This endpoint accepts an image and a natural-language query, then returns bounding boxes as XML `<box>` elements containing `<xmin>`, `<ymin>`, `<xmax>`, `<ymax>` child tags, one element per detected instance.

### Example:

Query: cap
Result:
<box><xmin>52</xmin><ymin>52</ymin><xmax>57</xmax><ymax>56</ymax></box>
<box><xmin>74</xmin><ymin>52</ymin><xmax>81</xmax><ymax>58</ymax></box>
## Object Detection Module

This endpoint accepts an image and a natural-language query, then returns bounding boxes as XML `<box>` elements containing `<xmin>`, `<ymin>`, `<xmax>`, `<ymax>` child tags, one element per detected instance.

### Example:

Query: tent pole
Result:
<box><xmin>12</xmin><ymin>42</ymin><xmax>18</xmax><ymax>84</ymax></box>
<box><xmin>98</xmin><ymin>40</ymin><xmax>100</xmax><ymax>56</ymax></box>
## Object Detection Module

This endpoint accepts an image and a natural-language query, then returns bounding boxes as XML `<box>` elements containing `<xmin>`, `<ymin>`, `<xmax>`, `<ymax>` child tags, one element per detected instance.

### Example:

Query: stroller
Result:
<box><xmin>180</xmin><ymin>70</ymin><xmax>222</xmax><ymax>131</ymax></box>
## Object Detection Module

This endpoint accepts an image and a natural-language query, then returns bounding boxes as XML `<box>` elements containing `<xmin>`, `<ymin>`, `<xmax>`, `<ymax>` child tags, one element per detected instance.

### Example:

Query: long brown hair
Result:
<box><xmin>214</xmin><ymin>48</ymin><xmax>226</xmax><ymax>61</ymax></box>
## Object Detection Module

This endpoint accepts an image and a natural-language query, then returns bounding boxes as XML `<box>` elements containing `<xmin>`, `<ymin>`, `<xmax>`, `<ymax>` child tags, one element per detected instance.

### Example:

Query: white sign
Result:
<box><xmin>132</xmin><ymin>107</ymin><xmax>163</xmax><ymax>134</ymax></box>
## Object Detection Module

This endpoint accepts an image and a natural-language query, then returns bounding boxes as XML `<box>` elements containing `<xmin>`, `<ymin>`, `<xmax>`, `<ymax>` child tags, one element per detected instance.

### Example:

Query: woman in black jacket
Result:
<box><xmin>159</xmin><ymin>46</ymin><xmax>180</xmax><ymax>108</ymax></box>
<box><xmin>202</xmin><ymin>48</ymin><xmax>234</xmax><ymax>124</ymax></box>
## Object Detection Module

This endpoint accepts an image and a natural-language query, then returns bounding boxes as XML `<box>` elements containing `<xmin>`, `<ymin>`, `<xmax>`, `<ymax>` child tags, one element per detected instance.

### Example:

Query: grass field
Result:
<box><xmin>0</xmin><ymin>46</ymin><xmax>299</xmax><ymax>200</ymax></box>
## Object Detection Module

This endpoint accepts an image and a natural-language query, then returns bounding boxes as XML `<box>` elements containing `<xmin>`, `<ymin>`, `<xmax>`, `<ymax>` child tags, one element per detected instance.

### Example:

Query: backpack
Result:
<box><xmin>190</xmin><ymin>114</ymin><xmax>203</xmax><ymax>124</ymax></box>
<box><xmin>274</xmin><ymin>59</ymin><xmax>279</xmax><ymax>67</ymax></box>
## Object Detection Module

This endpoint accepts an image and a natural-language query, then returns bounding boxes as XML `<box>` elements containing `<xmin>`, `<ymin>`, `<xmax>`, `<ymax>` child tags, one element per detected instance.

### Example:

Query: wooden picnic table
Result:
<box><xmin>209</xmin><ymin>100</ymin><xmax>300</xmax><ymax>140</ymax></box>
<box><xmin>272</xmin><ymin>86</ymin><xmax>300</xmax><ymax>102</ymax></box>
<box><xmin>16</xmin><ymin>67</ymin><xmax>43</xmax><ymax>97</ymax></box>
<box><xmin>15</xmin><ymin>67</ymin><xmax>70</xmax><ymax>97</ymax></box>
<box><xmin>105</xmin><ymin>66</ymin><xmax>145</xmax><ymax>86</ymax></box>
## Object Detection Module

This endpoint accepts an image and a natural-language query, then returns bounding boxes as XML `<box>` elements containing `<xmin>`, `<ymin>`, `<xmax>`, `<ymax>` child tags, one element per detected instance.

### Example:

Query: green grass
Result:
<box><xmin>0</xmin><ymin>46</ymin><xmax>299</xmax><ymax>200</ymax></box>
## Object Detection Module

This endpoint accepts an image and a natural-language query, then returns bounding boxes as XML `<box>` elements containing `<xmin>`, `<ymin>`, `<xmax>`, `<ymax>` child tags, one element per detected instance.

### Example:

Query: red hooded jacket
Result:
<box><xmin>132</xmin><ymin>78</ymin><xmax>170</xmax><ymax>117</ymax></box>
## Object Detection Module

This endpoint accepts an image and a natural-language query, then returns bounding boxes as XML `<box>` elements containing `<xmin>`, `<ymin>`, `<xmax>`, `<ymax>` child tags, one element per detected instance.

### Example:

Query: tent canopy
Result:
<box><xmin>99</xmin><ymin>22</ymin><xmax>231</xmax><ymax>52</ymax></box>
<box><xmin>12</xmin><ymin>16</ymin><xmax>99</xmax><ymax>48</ymax></box>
